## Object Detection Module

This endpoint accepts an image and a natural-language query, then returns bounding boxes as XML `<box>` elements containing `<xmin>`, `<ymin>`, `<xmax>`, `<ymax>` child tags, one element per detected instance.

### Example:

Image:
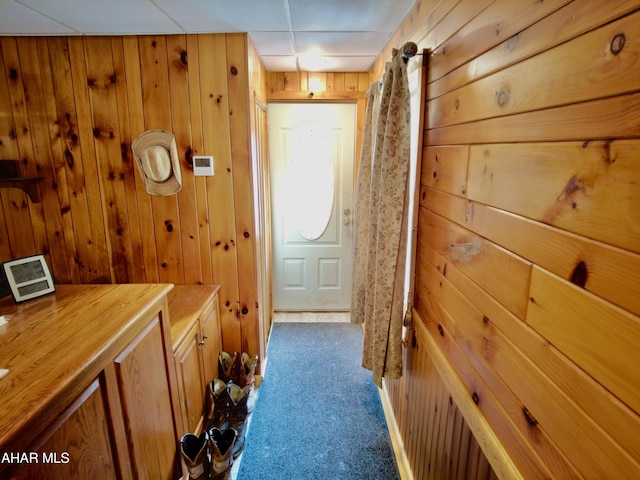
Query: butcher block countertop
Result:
<box><xmin>0</xmin><ymin>283</ymin><xmax>174</xmax><ymax>452</ymax></box>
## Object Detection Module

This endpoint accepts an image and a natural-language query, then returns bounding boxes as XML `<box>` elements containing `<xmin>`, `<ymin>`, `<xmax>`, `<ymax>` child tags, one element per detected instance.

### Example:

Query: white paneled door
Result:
<box><xmin>269</xmin><ymin>103</ymin><xmax>355</xmax><ymax>311</ymax></box>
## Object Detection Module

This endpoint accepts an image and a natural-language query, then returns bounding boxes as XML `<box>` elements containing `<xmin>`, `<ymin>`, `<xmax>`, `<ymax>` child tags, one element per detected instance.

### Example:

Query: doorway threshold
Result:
<box><xmin>273</xmin><ymin>311</ymin><xmax>350</xmax><ymax>323</ymax></box>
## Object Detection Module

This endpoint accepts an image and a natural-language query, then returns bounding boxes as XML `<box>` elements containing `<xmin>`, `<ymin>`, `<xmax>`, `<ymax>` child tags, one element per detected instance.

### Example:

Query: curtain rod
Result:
<box><xmin>399</xmin><ymin>42</ymin><xmax>421</xmax><ymax>63</ymax></box>
<box><xmin>378</xmin><ymin>42</ymin><xmax>424</xmax><ymax>84</ymax></box>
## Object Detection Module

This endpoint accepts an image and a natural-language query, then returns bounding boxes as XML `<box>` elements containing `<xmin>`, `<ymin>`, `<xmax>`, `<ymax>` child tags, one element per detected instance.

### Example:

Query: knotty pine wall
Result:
<box><xmin>0</xmin><ymin>33</ymin><xmax>266</xmax><ymax>360</ymax></box>
<box><xmin>377</xmin><ymin>0</ymin><xmax>640</xmax><ymax>479</ymax></box>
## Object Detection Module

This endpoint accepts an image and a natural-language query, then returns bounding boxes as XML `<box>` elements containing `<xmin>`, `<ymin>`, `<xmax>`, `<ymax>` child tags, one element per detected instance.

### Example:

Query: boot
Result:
<box><xmin>180</xmin><ymin>432</ymin><xmax>210</xmax><ymax>479</ymax></box>
<box><xmin>239</xmin><ymin>353</ymin><xmax>259</xmax><ymax>413</ymax></box>
<box><xmin>209</xmin><ymin>427</ymin><xmax>237</xmax><ymax>478</ymax></box>
<box><xmin>227</xmin><ymin>383</ymin><xmax>250</xmax><ymax>431</ymax></box>
<box><xmin>227</xmin><ymin>383</ymin><xmax>251</xmax><ymax>458</ymax></box>
<box><xmin>239</xmin><ymin>352</ymin><xmax>259</xmax><ymax>387</ymax></box>
<box><xmin>207</xmin><ymin>379</ymin><xmax>231</xmax><ymax>430</ymax></box>
<box><xmin>218</xmin><ymin>351</ymin><xmax>239</xmax><ymax>384</ymax></box>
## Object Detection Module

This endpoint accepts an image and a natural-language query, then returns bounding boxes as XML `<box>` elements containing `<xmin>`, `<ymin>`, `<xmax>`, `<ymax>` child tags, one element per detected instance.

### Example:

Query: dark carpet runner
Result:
<box><xmin>237</xmin><ymin>322</ymin><xmax>400</xmax><ymax>480</ymax></box>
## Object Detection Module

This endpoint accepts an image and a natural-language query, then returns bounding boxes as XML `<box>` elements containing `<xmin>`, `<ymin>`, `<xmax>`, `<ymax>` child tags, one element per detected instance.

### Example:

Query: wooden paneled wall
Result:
<box><xmin>0</xmin><ymin>33</ymin><xmax>266</xmax><ymax>360</ymax></box>
<box><xmin>266</xmin><ymin>71</ymin><xmax>370</xmax><ymax>98</ymax></box>
<box><xmin>380</xmin><ymin>0</ymin><xmax>640</xmax><ymax>479</ymax></box>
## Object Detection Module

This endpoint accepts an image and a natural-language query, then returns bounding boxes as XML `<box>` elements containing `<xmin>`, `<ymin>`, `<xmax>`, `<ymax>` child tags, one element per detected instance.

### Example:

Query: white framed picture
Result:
<box><xmin>2</xmin><ymin>255</ymin><xmax>55</xmax><ymax>302</ymax></box>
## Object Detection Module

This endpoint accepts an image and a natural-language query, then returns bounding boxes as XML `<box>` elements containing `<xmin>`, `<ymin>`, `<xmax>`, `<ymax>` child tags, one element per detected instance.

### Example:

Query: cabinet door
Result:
<box><xmin>114</xmin><ymin>316</ymin><xmax>178</xmax><ymax>480</ymax></box>
<box><xmin>174</xmin><ymin>321</ymin><xmax>206</xmax><ymax>433</ymax></box>
<box><xmin>200</xmin><ymin>295</ymin><xmax>222</xmax><ymax>384</ymax></box>
<box><xmin>3</xmin><ymin>379</ymin><xmax>119</xmax><ymax>480</ymax></box>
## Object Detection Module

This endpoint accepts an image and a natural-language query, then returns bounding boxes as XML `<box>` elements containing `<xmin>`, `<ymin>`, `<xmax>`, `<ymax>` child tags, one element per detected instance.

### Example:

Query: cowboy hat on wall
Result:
<box><xmin>131</xmin><ymin>129</ymin><xmax>182</xmax><ymax>195</ymax></box>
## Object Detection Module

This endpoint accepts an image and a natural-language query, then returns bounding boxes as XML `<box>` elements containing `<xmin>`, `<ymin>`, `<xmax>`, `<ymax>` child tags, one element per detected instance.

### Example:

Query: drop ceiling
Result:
<box><xmin>0</xmin><ymin>0</ymin><xmax>417</xmax><ymax>72</ymax></box>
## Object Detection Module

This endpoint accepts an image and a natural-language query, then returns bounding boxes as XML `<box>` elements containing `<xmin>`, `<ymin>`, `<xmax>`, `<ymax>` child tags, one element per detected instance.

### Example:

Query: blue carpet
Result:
<box><xmin>237</xmin><ymin>322</ymin><xmax>400</xmax><ymax>480</ymax></box>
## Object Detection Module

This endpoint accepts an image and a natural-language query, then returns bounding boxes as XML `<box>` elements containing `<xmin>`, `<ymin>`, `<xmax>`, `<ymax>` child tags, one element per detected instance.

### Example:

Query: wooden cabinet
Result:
<box><xmin>0</xmin><ymin>284</ymin><xmax>222</xmax><ymax>480</ymax></box>
<box><xmin>113</xmin><ymin>316</ymin><xmax>179</xmax><ymax>479</ymax></box>
<box><xmin>174</xmin><ymin>320</ymin><xmax>207</xmax><ymax>434</ymax></box>
<box><xmin>168</xmin><ymin>285</ymin><xmax>222</xmax><ymax>435</ymax></box>
<box><xmin>4</xmin><ymin>379</ymin><xmax>120</xmax><ymax>480</ymax></box>
<box><xmin>0</xmin><ymin>284</ymin><xmax>181</xmax><ymax>480</ymax></box>
<box><xmin>200</xmin><ymin>292</ymin><xmax>223</xmax><ymax>384</ymax></box>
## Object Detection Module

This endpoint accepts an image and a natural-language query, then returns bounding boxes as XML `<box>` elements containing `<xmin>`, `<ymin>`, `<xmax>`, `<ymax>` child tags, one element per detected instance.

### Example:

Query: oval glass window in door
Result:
<box><xmin>286</xmin><ymin>129</ymin><xmax>335</xmax><ymax>241</ymax></box>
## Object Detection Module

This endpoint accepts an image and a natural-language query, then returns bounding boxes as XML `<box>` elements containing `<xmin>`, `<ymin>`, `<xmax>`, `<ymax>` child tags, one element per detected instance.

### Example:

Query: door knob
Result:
<box><xmin>343</xmin><ymin>208</ymin><xmax>352</xmax><ymax>226</ymax></box>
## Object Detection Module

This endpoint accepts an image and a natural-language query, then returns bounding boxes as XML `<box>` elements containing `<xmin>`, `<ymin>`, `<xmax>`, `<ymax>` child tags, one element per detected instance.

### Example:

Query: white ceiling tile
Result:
<box><xmin>260</xmin><ymin>56</ymin><xmax>298</xmax><ymax>72</ymax></box>
<box><xmin>249</xmin><ymin>32</ymin><xmax>294</xmax><ymax>56</ymax></box>
<box><xmin>155</xmin><ymin>0</ymin><xmax>289</xmax><ymax>32</ymax></box>
<box><xmin>0</xmin><ymin>0</ymin><xmax>418</xmax><ymax>71</ymax></box>
<box><xmin>16</xmin><ymin>0</ymin><xmax>181</xmax><ymax>34</ymax></box>
<box><xmin>295</xmin><ymin>31</ymin><xmax>389</xmax><ymax>56</ymax></box>
<box><xmin>288</xmin><ymin>0</ymin><xmax>416</xmax><ymax>31</ymax></box>
<box><xmin>0</xmin><ymin>0</ymin><xmax>75</xmax><ymax>34</ymax></box>
<box><xmin>297</xmin><ymin>55</ymin><xmax>374</xmax><ymax>72</ymax></box>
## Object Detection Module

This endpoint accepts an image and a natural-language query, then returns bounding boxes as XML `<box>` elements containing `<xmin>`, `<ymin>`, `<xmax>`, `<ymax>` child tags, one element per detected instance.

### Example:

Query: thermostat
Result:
<box><xmin>193</xmin><ymin>155</ymin><xmax>214</xmax><ymax>176</ymax></box>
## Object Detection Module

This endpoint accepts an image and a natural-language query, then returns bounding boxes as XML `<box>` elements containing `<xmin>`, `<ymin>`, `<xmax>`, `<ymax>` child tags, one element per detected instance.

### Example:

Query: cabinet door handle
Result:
<box><xmin>202</xmin><ymin>334</ymin><xmax>208</xmax><ymax>340</ymax></box>
<box><xmin>199</xmin><ymin>339</ymin><xmax>206</xmax><ymax>347</ymax></box>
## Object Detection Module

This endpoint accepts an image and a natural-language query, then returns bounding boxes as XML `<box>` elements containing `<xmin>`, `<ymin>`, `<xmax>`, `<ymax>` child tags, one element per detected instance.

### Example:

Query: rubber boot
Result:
<box><xmin>209</xmin><ymin>427</ymin><xmax>237</xmax><ymax>478</ymax></box>
<box><xmin>180</xmin><ymin>432</ymin><xmax>210</xmax><ymax>479</ymax></box>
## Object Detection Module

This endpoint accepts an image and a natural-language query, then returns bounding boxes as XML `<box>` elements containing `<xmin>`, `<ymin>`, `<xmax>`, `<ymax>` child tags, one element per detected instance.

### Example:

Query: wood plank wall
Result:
<box><xmin>0</xmin><ymin>33</ymin><xmax>266</xmax><ymax>361</ymax></box>
<box><xmin>379</xmin><ymin>0</ymin><xmax>640</xmax><ymax>479</ymax></box>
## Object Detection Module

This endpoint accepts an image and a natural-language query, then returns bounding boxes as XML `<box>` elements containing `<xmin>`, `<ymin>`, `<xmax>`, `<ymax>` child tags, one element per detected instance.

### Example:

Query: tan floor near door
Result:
<box><xmin>272</xmin><ymin>311</ymin><xmax>351</xmax><ymax>323</ymax></box>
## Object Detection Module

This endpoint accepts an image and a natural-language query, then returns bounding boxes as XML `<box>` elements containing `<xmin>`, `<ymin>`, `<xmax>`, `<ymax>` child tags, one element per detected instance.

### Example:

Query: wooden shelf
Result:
<box><xmin>0</xmin><ymin>161</ymin><xmax>43</xmax><ymax>203</ymax></box>
<box><xmin>0</xmin><ymin>177</ymin><xmax>43</xmax><ymax>203</ymax></box>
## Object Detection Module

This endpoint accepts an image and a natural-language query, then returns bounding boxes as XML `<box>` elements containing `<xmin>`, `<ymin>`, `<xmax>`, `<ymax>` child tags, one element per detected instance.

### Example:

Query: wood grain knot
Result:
<box><xmin>610</xmin><ymin>33</ymin><xmax>626</xmax><ymax>55</ymax></box>
<box><xmin>523</xmin><ymin>407</ymin><xmax>538</xmax><ymax>426</ymax></box>
<box><xmin>230</xmin><ymin>66</ymin><xmax>238</xmax><ymax>75</ymax></box>
<box><xmin>570</xmin><ymin>260</ymin><xmax>588</xmax><ymax>288</ymax></box>
<box><xmin>241</xmin><ymin>306</ymin><xmax>249</xmax><ymax>315</ymax></box>
<box><xmin>437</xmin><ymin>324</ymin><xmax>444</xmax><ymax>336</ymax></box>
<box><xmin>497</xmin><ymin>88</ymin><xmax>510</xmax><ymax>107</ymax></box>
<box><xmin>472</xmin><ymin>392</ymin><xmax>480</xmax><ymax>405</ymax></box>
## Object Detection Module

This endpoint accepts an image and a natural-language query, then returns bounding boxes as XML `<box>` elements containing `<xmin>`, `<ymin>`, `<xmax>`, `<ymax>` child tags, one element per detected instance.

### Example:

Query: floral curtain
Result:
<box><xmin>351</xmin><ymin>48</ymin><xmax>412</xmax><ymax>387</ymax></box>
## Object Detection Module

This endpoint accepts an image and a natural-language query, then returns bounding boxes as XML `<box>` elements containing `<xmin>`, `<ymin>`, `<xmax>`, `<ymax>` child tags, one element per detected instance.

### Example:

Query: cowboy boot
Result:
<box><xmin>218</xmin><ymin>351</ymin><xmax>239</xmax><ymax>384</ymax></box>
<box><xmin>239</xmin><ymin>352</ymin><xmax>259</xmax><ymax>412</ymax></box>
<box><xmin>207</xmin><ymin>378</ymin><xmax>231</xmax><ymax>430</ymax></box>
<box><xmin>239</xmin><ymin>352</ymin><xmax>258</xmax><ymax>387</ymax></box>
<box><xmin>208</xmin><ymin>427</ymin><xmax>237</xmax><ymax>478</ymax></box>
<box><xmin>180</xmin><ymin>432</ymin><xmax>210</xmax><ymax>479</ymax></box>
<box><xmin>227</xmin><ymin>382</ymin><xmax>251</xmax><ymax>458</ymax></box>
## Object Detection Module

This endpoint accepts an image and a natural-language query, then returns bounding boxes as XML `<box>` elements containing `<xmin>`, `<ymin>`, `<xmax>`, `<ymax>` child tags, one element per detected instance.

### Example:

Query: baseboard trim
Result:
<box><xmin>379</xmin><ymin>383</ymin><xmax>413</xmax><ymax>480</ymax></box>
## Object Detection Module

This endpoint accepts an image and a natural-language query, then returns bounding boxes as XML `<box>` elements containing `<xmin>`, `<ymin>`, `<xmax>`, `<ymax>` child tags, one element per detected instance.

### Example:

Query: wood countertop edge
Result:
<box><xmin>0</xmin><ymin>283</ymin><xmax>175</xmax><ymax>454</ymax></box>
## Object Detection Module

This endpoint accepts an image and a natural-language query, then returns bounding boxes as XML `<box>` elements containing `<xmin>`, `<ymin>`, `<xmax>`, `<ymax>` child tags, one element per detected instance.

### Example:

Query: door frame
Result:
<box><xmin>264</xmin><ymin>90</ymin><xmax>368</xmax><ymax>315</ymax></box>
<box><xmin>267</xmin><ymin>100</ymin><xmax>358</xmax><ymax>312</ymax></box>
